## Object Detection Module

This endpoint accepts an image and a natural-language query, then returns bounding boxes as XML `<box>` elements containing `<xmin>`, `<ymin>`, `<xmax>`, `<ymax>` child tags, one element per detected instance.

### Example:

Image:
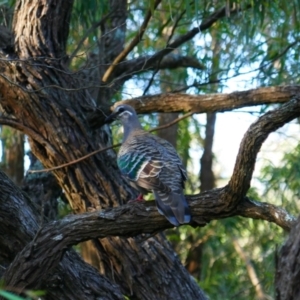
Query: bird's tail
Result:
<box><xmin>154</xmin><ymin>190</ymin><xmax>191</xmax><ymax>226</ymax></box>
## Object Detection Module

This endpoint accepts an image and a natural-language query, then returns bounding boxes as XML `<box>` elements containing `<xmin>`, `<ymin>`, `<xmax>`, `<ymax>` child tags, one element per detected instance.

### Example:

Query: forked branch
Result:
<box><xmin>102</xmin><ymin>0</ymin><xmax>162</xmax><ymax>82</ymax></box>
<box><xmin>3</xmin><ymin>191</ymin><xmax>295</xmax><ymax>289</ymax></box>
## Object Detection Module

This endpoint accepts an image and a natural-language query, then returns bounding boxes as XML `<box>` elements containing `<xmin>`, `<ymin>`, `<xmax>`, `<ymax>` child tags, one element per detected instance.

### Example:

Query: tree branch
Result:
<box><xmin>2</xmin><ymin>89</ymin><xmax>297</xmax><ymax>290</ymax></box>
<box><xmin>3</xmin><ymin>93</ymin><xmax>299</xmax><ymax>291</ymax></box>
<box><xmin>0</xmin><ymin>170</ymin><xmax>123</xmax><ymax>299</ymax></box>
<box><xmin>115</xmin><ymin>5</ymin><xmax>250</xmax><ymax>81</ymax></box>
<box><xmin>114</xmin><ymin>53</ymin><xmax>205</xmax><ymax>79</ymax></box>
<box><xmin>236</xmin><ymin>197</ymin><xmax>296</xmax><ymax>231</ymax></box>
<box><xmin>228</xmin><ymin>96</ymin><xmax>300</xmax><ymax>202</ymax></box>
<box><xmin>275</xmin><ymin>216</ymin><xmax>300</xmax><ymax>299</ymax></box>
<box><xmin>99</xmin><ymin>4</ymin><xmax>248</xmax><ymax>94</ymax></box>
<box><xmin>86</xmin><ymin>85</ymin><xmax>300</xmax><ymax>130</ymax></box>
<box><xmin>67</xmin><ymin>12</ymin><xmax>113</xmax><ymax>66</ymax></box>
<box><xmin>102</xmin><ymin>0</ymin><xmax>162</xmax><ymax>82</ymax></box>
<box><xmin>4</xmin><ymin>85</ymin><xmax>300</xmax><ymax>290</ymax></box>
<box><xmin>3</xmin><ymin>191</ymin><xmax>295</xmax><ymax>290</ymax></box>
<box><xmin>115</xmin><ymin>85</ymin><xmax>300</xmax><ymax>113</ymax></box>
<box><xmin>28</xmin><ymin>112</ymin><xmax>193</xmax><ymax>173</ymax></box>
<box><xmin>149</xmin><ymin>54</ymin><xmax>205</xmax><ymax>70</ymax></box>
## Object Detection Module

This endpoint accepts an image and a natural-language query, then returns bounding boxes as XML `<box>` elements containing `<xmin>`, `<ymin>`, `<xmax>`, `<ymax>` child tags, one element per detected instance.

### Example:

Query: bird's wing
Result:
<box><xmin>117</xmin><ymin>151</ymin><xmax>169</xmax><ymax>191</ymax></box>
<box><xmin>119</xmin><ymin>133</ymin><xmax>191</xmax><ymax>225</ymax></box>
<box><xmin>154</xmin><ymin>136</ymin><xmax>188</xmax><ymax>182</ymax></box>
<box><xmin>119</xmin><ymin>132</ymin><xmax>187</xmax><ymax>186</ymax></box>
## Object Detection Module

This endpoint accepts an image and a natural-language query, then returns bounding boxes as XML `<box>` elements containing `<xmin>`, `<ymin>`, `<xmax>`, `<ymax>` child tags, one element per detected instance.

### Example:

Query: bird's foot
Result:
<box><xmin>128</xmin><ymin>194</ymin><xmax>145</xmax><ymax>203</ymax></box>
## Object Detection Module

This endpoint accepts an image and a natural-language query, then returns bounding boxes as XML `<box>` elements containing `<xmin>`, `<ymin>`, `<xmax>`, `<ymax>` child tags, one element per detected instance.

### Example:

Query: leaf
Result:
<box><xmin>0</xmin><ymin>290</ymin><xmax>28</xmax><ymax>300</ymax></box>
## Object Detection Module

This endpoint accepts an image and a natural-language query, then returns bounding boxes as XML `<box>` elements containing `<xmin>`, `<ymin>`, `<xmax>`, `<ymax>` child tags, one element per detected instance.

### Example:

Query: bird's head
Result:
<box><xmin>104</xmin><ymin>104</ymin><xmax>138</xmax><ymax>125</ymax></box>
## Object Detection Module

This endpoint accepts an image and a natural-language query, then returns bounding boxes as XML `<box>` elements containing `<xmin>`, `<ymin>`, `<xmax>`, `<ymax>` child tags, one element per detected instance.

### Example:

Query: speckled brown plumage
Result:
<box><xmin>105</xmin><ymin>104</ymin><xmax>191</xmax><ymax>226</ymax></box>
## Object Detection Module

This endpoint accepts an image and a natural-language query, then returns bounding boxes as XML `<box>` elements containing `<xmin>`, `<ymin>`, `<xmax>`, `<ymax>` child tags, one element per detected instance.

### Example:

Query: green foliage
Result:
<box><xmin>0</xmin><ymin>281</ymin><xmax>45</xmax><ymax>300</ymax></box>
<box><xmin>0</xmin><ymin>291</ymin><xmax>27</xmax><ymax>300</ymax></box>
<box><xmin>170</xmin><ymin>215</ymin><xmax>285</xmax><ymax>299</ymax></box>
<box><xmin>0</xmin><ymin>289</ymin><xmax>45</xmax><ymax>300</ymax></box>
<box><xmin>261</xmin><ymin>143</ymin><xmax>300</xmax><ymax>215</ymax></box>
<box><xmin>2</xmin><ymin>0</ymin><xmax>300</xmax><ymax>298</ymax></box>
<box><xmin>103</xmin><ymin>1</ymin><xmax>300</xmax><ymax>298</ymax></box>
<box><xmin>222</xmin><ymin>218</ymin><xmax>281</xmax><ymax>298</ymax></box>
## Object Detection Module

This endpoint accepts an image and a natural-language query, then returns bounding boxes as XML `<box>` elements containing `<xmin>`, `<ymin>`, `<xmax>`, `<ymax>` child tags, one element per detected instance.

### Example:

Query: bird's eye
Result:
<box><xmin>118</xmin><ymin>107</ymin><xmax>125</xmax><ymax>113</ymax></box>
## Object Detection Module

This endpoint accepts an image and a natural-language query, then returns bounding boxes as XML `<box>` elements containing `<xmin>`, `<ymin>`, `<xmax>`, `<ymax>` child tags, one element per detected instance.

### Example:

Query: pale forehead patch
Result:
<box><xmin>119</xmin><ymin>110</ymin><xmax>133</xmax><ymax>116</ymax></box>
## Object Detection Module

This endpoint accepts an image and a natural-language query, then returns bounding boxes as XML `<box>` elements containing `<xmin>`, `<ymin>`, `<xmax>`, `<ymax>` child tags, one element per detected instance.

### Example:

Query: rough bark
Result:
<box><xmin>2</xmin><ymin>95</ymin><xmax>300</xmax><ymax>296</ymax></box>
<box><xmin>0</xmin><ymin>1</ymin><xmax>299</xmax><ymax>299</ymax></box>
<box><xmin>22</xmin><ymin>152</ymin><xmax>62</xmax><ymax>221</ymax></box>
<box><xmin>116</xmin><ymin>85</ymin><xmax>300</xmax><ymax>113</ymax></box>
<box><xmin>80</xmin><ymin>0</ymin><xmax>129</xmax><ymax>268</ymax></box>
<box><xmin>1</xmin><ymin>183</ymin><xmax>296</xmax><ymax>291</ymax></box>
<box><xmin>0</xmin><ymin>127</ymin><xmax>24</xmax><ymax>185</ymax></box>
<box><xmin>0</xmin><ymin>1</ymin><xmax>206</xmax><ymax>299</ymax></box>
<box><xmin>0</xmin><ymin>170</ymin><xmax>123</xmax><ymax>299</ymax></box>
<box><xmin>275</xmin><ymin>217</ymin><xmax>300</xmax><ymax>300</ymax></box>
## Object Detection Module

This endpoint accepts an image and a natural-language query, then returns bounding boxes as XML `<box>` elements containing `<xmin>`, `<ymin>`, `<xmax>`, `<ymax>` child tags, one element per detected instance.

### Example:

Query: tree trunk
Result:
<box><xmin>0</xmin><ymin>170</ymin><xmax>123</xmax><ymax>299</ymax></box>
<box><xmin>157</xmin><ymin>112</ymin><xmax>179</xmax><ymax>147</ymax></box>
<box><xmin>200</xmin><ymin>113</ymin><xmax>216</xmax><ymax>191</ymax></box>
<box><xmin>275</xmin><ymin>217</ymin><xmax>300</xmax><ymax>300</ymax></box>
<box><xmin>1</xmin><ymin>127</ymin><xmax>24</xmax><ymax>185</ymax></box>
<box><xmin>0</xmin><ymin>1</ymin><xmax>206</xmax><ymax>298</ymax></box>
<box><xmin>199</xmin><ymin>25</ymin><xmax>219</xmax><ymax>192</ymax></box>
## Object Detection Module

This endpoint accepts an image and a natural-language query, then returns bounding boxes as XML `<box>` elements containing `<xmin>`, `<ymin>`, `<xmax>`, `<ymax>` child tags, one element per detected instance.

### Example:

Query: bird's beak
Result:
<box><xmin>104</xmin><ymin>112</ymin><xmax>118</xmax><ymax>124</ymax></box>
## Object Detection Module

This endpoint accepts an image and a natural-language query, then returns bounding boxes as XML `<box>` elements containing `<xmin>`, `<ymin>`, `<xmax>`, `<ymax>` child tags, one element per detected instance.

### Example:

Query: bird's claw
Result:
<box><xmin>128</xmin><ymin>194</ymin><xmax>145</xmax><ymax>203</ymax></box>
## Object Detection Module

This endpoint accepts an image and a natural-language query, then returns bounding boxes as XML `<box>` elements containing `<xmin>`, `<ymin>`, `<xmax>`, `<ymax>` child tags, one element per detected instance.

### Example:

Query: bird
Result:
<box><xmin>105</xmin><ymin>104</ymin><xmax>191</xmax><ymax>226</ymax></box>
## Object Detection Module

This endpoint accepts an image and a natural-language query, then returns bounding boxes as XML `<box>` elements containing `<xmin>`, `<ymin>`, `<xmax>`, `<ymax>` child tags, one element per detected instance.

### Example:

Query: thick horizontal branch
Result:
<box><xmin>3</xmin><ymin>90</ymin><xmax>300</xmax><ymax>294</ymax></box>
<box><xmin>3</xmin><ymin>89</ymin><xmax>298</xmax><ymax>289</ymax></box>
<box><xmin>237</xmin><ymin>198</ymin><xmax>296</xmax><ymax>231</ymax></box>
<box><xmin>89</xmin><ymin>85</ymin><xmax>299</xmax><ymax>129</ymax></box>
<box><xmin>115</xmin><ymin>85</ymin><xmax>300</xmax><ymax>113</ymax></box>
<box><xmin>114</xmin><ymin>53</ymin><xmax>205</xmax><ymax>79</ymax></box>
<box><xmin>3</xmin><ymin>190</ymin><xmax>295</xmax><ymax>289</ymax></box>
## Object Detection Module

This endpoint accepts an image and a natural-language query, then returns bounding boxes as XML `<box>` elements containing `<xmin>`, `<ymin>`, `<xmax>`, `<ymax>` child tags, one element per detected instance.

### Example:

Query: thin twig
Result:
<box><xmin>143</xmin><ymin>10</ymin><xmax>186</xmax><ymax>95</ymax></box>
<box><xmin>166</xmin><ymin>10</ymin><xmax>186</xmax><ymax>46</ymax></box>
<box><xmin>120</xmin><ymin>5</ymin><xmax>252</xmax><ymax>81</ymax></box>
<box><xmin>102</xmin><ymin>0</ymin><xmax>162</xmax><ymax>82</ymax></box>
<box><xmin>149</xmin><ymin>111</ymin><xmax>193</xmax><ymax>132</ymax></box>
<box><xmin>232</xmin><ymin>237</ymin><xmax>271</xmax><ymax>300</ymax></box>
<box><xmin>67</xmin><ymin>12</ymin><xmax>113</xmax><ymax>66</ymax></box>
<box><xmin>27</xmin><ymin>111</ymin><xmax>193</xmax><ymax>174</ymax></box>
<box><xmin>27</xmin><ymin>143</ymin><xmax>121</xmax><ymax>174</ymax></box>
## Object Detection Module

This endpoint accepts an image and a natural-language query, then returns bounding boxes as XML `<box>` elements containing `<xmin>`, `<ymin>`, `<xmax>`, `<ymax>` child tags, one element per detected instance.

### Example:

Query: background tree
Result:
<box><xmin>0</xmin><ymin>1</ymin><xmax>300</xmax><ymax>299</ymax></box>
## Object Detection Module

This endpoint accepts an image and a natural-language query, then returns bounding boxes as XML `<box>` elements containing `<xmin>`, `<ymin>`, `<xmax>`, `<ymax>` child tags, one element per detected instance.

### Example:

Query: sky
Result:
<box><xmin>121</xmin><ymin>69</ymin><xmax>300</xmax><ymax>194</ymax></box>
